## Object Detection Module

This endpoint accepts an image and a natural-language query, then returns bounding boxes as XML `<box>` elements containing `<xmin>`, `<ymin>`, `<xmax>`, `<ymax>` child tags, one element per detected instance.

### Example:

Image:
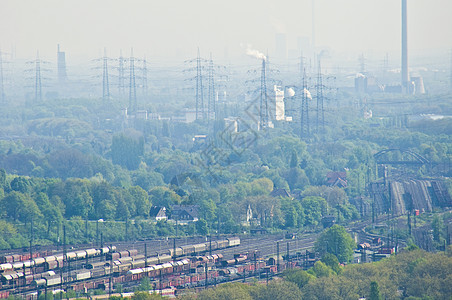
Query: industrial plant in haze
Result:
<box><xmin>0</xmin><ymin>0</ymin><xmax>451</xmax><ymax>299</ymax></box>
<box><xmin>354</xmin><ymin>0</ymin><xmax>426</xmax><ymax>96</ymax></box>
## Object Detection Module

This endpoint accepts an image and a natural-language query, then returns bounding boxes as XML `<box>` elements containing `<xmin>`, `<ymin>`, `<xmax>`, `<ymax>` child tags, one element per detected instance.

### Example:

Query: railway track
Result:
<box><xmin>1</xmin><ymin>219</ymin><xmax>382</xmax><ymax>297</ymax></box>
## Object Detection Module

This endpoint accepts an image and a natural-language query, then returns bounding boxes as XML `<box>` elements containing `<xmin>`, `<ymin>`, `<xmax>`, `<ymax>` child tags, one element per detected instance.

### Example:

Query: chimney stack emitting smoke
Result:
<box><xmin>246</xmin><ymin>47</ymin><xmax>266</xmax><ymax>61</ymax></box>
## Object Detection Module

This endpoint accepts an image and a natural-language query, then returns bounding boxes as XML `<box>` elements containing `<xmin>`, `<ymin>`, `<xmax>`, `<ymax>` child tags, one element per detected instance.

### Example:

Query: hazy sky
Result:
<box><xmin>1</xmin><ymin>0</ymin><xmax>451</xmax><ymax>62</ymax></box>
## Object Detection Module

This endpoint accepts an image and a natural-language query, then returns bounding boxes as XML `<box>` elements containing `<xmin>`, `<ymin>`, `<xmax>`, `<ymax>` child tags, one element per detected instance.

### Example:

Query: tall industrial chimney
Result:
<box><xmin>401</xmin><ymin>0</ymin><xmax>409</xmax><ymax>93</ymax></box>
<box><xmin>57</xmin><ymin>44</ymin><xmax>67</xmax><ymax>84</ymax></box>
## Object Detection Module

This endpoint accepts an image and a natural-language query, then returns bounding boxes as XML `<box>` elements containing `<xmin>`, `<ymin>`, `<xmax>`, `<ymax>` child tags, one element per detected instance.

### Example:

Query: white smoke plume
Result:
<box><xmin>246</xmin><ymin>47</ymin><xmax>266</xmax><ymax>61</ymax></box>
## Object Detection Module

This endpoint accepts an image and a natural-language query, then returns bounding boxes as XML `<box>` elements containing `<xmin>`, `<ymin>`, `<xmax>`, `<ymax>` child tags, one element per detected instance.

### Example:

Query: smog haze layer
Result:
<box><xmin>1</xmin><ymin>0</ymin><xmax>451</xmax><ymax>61</ymax></box>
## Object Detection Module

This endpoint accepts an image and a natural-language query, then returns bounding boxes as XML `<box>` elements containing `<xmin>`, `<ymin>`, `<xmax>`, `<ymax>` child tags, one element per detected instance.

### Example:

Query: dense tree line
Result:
<box><xmin>0</xmin><ymin>168</ymin><xmax>360</xmax><ymax>248</ymax></box>
<box><xmin>0</xmin><ymin>92</ymin><xmax>450</xmax><ymax>249</ymax></box>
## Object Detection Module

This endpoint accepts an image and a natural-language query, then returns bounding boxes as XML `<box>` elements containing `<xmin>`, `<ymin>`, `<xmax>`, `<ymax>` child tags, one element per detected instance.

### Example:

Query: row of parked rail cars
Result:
<box><xmin>0</xmin><ymin>237</ymin><xmax>240</xmax><ymax>297</ymax></box>
<box><xmin>3</xmin><ymin>252</ymin><xmax>235</xmax><ymax>296</ymax></box>
<box><xmin>167</xmin><ymin>238</ymin><xmax>240</xmax><ymax>257</ymax></box>
<box><xmin>7</xmin><ymin>254</ymin><xmax>285</xmax><ymax>299</ymax></box>
<box><xmin>0</xmin><ymin>246</ymin><xmax>116</xmax><ymax>274</ymax></box>
<box><xmin>0</xmin><ymin>252</ymin><xmax>49</xmax><ymax>264</ymax></box>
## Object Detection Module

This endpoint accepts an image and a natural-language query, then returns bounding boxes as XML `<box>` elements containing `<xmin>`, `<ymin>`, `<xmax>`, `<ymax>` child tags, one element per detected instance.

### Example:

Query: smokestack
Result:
<box><xmin>57</xmin><ymin>44</ymin><xmax>67</xmax><ymax>83</ymax></box>
<box><xmin>401</xmin><ymin>0</ymin><xmax>409</xmax><ymax>93</ymax></box>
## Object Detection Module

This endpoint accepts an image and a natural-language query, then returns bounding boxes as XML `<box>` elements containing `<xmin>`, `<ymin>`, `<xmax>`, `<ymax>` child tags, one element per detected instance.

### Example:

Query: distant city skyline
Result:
<box><xmin>1</xmin><ymin>0</ymin><xmax>451</xmax><ymax>62</ymax></box>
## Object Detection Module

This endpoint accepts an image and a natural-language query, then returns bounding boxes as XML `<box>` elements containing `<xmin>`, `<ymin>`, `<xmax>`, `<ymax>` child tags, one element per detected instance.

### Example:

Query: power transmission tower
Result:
<box><xmin>246</xmin><ymin>55</ymin><xmax>281</xmax><ymax>130</ymax></box>
<box><xmin>207</xmin><ymin>53</ymin><xmax>216</xmax><ymax>122</ymax></box>
<box><xmin>298</xmin><ymin>52</ymin><xmax>305</xmax><ymax>81</ymax></box>
<box><xmin>300</xmin><ymin>68</ymin><xmax>310</xmax><ymax>138</ymax></box>
<box><xmin>25</xmin><ymin>52</ymin><xmax>50</xmax><ymax>102</ymax></box>
<box><xmin>34</xmin><ymin>52</ymin><xmax>43</xmax><ymax>102</ymax></box>
<box><xmin>184</xmin><ymin>48</ymin><xmax>208</xmax><ymax>121</ymax></box>
<box><xmin>118</xmin><ymin>50</ymin><xmax>126</xmax><ymax>97</ymax></box>
<box><xmin>315</xmin><ymin>61</ymin><xmax>325</xmax><ymax>133</ymax></box>
<box><xmin>142</xmin><ymin>56</ymin><xmax>148</xmax><ymax>99</ymax></box>
<box><xmin>129</xmin><ymin>48</ymin><xmax>137</xmax><ymax>113</ymax></box>
<box><xmin>259</xmin><ymin>58</ymin><xmax>269</xmax><ymax>130</ymax></box>
<box><xmin>102</xmin><ymin>48</ymin><xmax>110</xmax><ymax>102</ymax></box>
<box><xmin>196</xmin><ymin>48</ymin><xmax>205</xmax><ymax>120</ymax></box>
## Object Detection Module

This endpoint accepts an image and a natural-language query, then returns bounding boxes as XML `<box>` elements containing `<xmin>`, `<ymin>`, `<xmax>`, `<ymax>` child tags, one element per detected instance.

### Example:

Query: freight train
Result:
<box><xmin>0</xmin><ymin>246</ymin><xmax>116</xmax><ymax>273</ymax></box>
<box><xmin>0</xmin><ymin>237</ymin><xmax>241</xmax><ymax>296</ymax></box>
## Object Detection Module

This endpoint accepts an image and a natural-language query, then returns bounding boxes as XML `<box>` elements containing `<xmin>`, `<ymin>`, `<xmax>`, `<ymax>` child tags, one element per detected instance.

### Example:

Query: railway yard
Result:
<box><xmin>0</xmin><ymin>218</ymin><xmax>402</xmax><ymax>299</ymax></box>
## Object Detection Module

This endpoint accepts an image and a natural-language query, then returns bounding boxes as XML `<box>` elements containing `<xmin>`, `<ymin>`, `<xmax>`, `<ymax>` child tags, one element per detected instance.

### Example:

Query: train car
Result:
<box><xmin>236</xmin><ymin>263</ymin><xmax>254</xmax><ymax>273</ymax></box>
<box><xmin>42</xmin><ymin>271</ymin><xmax>56</xmax><ymax>277</ymax></box>
<box><xmin>55</xmin><ymin>254</ymin><xmax>64</xmax><ymax>262</ymax></box>
<box><xmin>118</xmin><ymin>251</ymin><xmax>130</xmax><ymax>258</ymax></box>
<box><xmin>132</xmin><ymin>254</ymin><xmax>145</xmax><ymax>261</ymax></box>
<box><xmin>31</xmin><ymin>278</ymin><xmax>46</xmax><ymax>288</ymax></box>
<box><xmin>161</xmin><ymin>262</ymin><xmax>173</xmax><ymax>274</ymax></box>
<box><xmin>158</xmin><ymin>254</ymin><xmax>172</xmax><ymax>264</ymax></box>
<box><xmin>217</xmin><ymin>240</ymin><xmax>229</xmax><ymax>249</ymax></box>
<box><xmin>235</xmin><ymin>256</ymin><xmax>247</xmax><ymax>264</ymax></box>
<box><xmin>86</xmin><ymin>249</ymin><xmax>98</xmax><ymax>257</ymax></box>
<box><xmin>0</xmin><ymin>263</ymin><xmax>12</xmax><ymax>272</ymax></box>
<box><xmin>131</xmin><ymin>260</ymin><xmax>145</xmax><ymax>269</ymax></box>
<box><xmin>127</xmin><ymin>267</ymin><xmax>144</xmax><ymax>279</ymax></box>
<box><xmin>11</xmin><ymin>255</ymin><xmax>21</xmax><ymax>262</ymax></box>
<box><xmin>12</xmin><ymin>260</ymin><xmax>33</xmax><ymax>270</ymax></box>
<box><xmin>227</xmin><ymin>237</ymin><xmax>240</xmax><ymax>247</ymax></box>
<box><xmin>3</xmin><ymin>271</ymin><xmax>26</xmax><ymax>287</ymax></box>
<box><xmin>25</xmin><ymin>274</ymin><xmax>36</xmax><ymax>285</ymax></box>
<box><xmin>168</xmin><ymin>247</ymin><xmax>184</xmax><ymax>257</ymax></box>
<box><xmin>21</xmin><ymin>254</ymin><xmax>31</xmax><ymax>261</ymax></box>
<box><xmin>117</xmin><ymin>257</ymin><xmax>133</xmax><ymax>264</ymax></box>
<box><xmin>117</xmin><ymin>262</ymin><xmax>133</xmax><ymax>273</ymax></box>
<box><xmin>128</xmin><ymin>249</ymin><xmax>138</xmax><ymax>257</ymax></box>
<box><xmin>1</xmin><ymin>271</ymin><xmax>20</xmax><ymax>285</ymax></box>
<box><xmin>140</xmin><ymin>266</ymin><xmax>154</xmax><ymax>277</ymax></box>
<box><xmin>220</xmin><ymin>259</ymin><xmax>236</xmax><ymax>267</ymax></box>
<box><xmin>74</xmin><ymin>270</ymin><xmax>91</xmax><ymax>281</ymax></box>
<box><xmin>66</xmin><ymin>252</ymin><xmax>77</xmax><ymax>261</ymax></box>
<box><xmin>75</xmin><ymin>250</ymin><xmax>87</xmax><ymax>260</ymax></box>
<box><xmin>91</xmin><ymin>267</ymin><xmax>109</xmax><ymax>278</ymax></box>
<box><xmin>106</xmin><ymin>252</ymin><xmax>120</xmax><ymax>261</ymax></box>
<box><xmin>146</xmin><ymin>256</ymin><xmax>159</xmax><ymax>265</ymax></box>
<box><xmin>212</xmin><ymin>254</ymin><xmax>222</xmax><ymax>262</ymax></box>
<box><xmin>46</xmin><ymin>275</ymin><xmax>62</xmax><ymax>286</ymax></box>
<box><xmin>44</xmin><ymin>256</ymin><xmax>56</xmax><ymax>264</ymax></box>
<box><xmin>209</xmin><ymin>241</ymin><xmax>219</xmax><ymax>251</ymax></box>
<box><xmin>151</xmin><ymin>264</ymin><xmax>163</xmax><ymax>277</ymax></box>
<box><xmin>181</xmin><ymin>245</ymin><xmax>195</xmax><ymax>256</ymax></box>
<box><xmin>171</xmin><ymin>259</ymin><xmax>189</xmax><ymax>273</ymax></box>
<box><xmin>11</xmin><ymin>262</ymin><xmax>22</xmax><ymax>270</ymax></box>
<box><xmin>44</xmin><ymin>258</ymin><xmax>63</xmax><ymax>271</ymax></box>
<box><xmin>0</xmin><ymin>256</ymin><xmax>13</xmax><ymax>264</ymax></box>
<box><xmin>193</xmin><ymin>243</ymin><xmax>207</xmax><ymax>254</ymax></box>
<box><xmin>194</xmin><ymin>256</ymin><xmax>208</xmax><ymax>264</ymax></box>
<box><xmin>32</xmin><ymin>257</ymin><xmax>46</xmax><ymax>267</ymax></box>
